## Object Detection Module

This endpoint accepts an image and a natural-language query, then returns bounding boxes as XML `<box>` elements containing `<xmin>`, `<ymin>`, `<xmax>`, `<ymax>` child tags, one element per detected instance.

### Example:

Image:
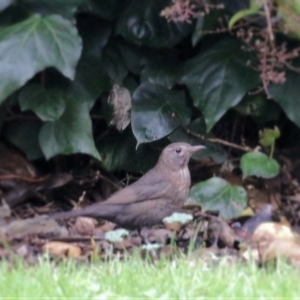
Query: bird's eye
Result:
<box><xmin>175</xmin><ymin>148</ymin><xmax>181</xmax><ymax>153</ymax></box>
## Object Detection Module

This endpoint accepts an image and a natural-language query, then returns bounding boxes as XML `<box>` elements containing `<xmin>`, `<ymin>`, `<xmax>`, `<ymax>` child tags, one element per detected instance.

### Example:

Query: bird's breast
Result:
<box><xmin>171</xmin><ymin>167</ymin><xmax>191</xmax><ymax>202</ymax></box>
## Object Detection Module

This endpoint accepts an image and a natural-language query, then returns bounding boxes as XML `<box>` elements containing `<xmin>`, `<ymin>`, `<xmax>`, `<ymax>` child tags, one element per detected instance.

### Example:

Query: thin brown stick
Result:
<box><xmin>96</xmin><ymin>171</ymin><xmax>122</xmax><ymax>190</ymax></box>
<box><xmin>0</xmin><ymin>174</ymin><xmax>50</xmax><ymax>183</ymax></box>
<box><xmin>263</xmin><ymin>0</ymin><xmax>274</xmax><ymax>42</ymax></box>
<box><xmin>185</xmin><ymin>128</ymin><xmax>253</xmax><ymax>152</ymax></box>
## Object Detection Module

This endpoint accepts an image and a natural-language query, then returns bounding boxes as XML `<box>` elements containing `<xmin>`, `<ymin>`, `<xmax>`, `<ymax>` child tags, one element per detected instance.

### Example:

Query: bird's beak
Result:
<box><xmin>189</xmin><ymin>145</ymin><xmax>205</xmax><ymax>153</ymax></box>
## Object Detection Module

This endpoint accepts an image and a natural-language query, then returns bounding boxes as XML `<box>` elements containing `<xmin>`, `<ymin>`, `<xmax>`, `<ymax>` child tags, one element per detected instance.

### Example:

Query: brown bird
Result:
<box><xmin>47</xmin><ymin>142</ymin><xmax>205</xmax><ymax>229</ymax></box>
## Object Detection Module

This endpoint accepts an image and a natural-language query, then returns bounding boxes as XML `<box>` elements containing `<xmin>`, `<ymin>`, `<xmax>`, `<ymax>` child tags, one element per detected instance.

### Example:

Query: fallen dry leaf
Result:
<box><xmin>147</xmin><ymin>228</ymin><xmax>175</xmax><ymax>244</ymax></box>
<box><xmin>95</xmin><ymin>221</ymin><xmax>116</xmax><ymax>233</ymax></box>
<box><xmin>252</xmin><ymin>222</ymin><xmax>294</xmax><ymax>242</ymax></box>
<box><xmin>242</xmin><ymin>222</ymin><xmax>299</xmax><ymax>263</ymax></box>
<box><xmin>72</xmin><ymin>217</ymin><xmax>97</xmax><ymax>236</ymax></box>
<box><xmin>42</xmin><ymin>241</ymin><xmax>81</xmax><ymax>258</ymax></box>
<box><xmin>207</xmin><ymin>218</ymin><xmax>239</xmax><ymax>248</ymax></box>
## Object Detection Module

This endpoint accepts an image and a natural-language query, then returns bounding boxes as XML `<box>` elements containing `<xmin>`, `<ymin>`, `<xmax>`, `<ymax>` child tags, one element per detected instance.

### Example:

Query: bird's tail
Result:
<box><xmin>46</xmin><ymin>203</ymin><xmax>120</xmax><ymax>222</ymax></box>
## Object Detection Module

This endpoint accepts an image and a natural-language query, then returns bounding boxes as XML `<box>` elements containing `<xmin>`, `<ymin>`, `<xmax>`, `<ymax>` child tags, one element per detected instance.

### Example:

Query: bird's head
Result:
<box><xmin>158</xmin><ymin>142</ymin><xmax>205</xmax><ymax>171</ymax></box>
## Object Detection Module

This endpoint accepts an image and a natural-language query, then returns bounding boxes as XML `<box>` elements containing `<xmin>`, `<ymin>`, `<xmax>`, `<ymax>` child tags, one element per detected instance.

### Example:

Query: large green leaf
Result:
<box><xmin>234</xmin><ymin>94</ymin><xmax>281</xmax><ymax>124</ymax></box>
<box><xmin>269</xmin><ymin>70</ymin><xmax>300</xmax><ymax>129</ymax></box>
<box><xmin>169</xmin><ymin>118</ymin><xmax>226</xmax><ymax>163</ymax></box>
<box><xmin>39</xmin><ymin>95</ymin><xmax>100</xmax><ymax>160</ymax></box>
<box><xmin>96</xmin><ymin>128</ymin><xmax>159</xmax><ymax>172</ymax></box>
<box><xmin>181</xmin><ymin>38</ymin><xmax>259</xmax><ymax>131</ymax></box>
<box><xmin>3</xmin><ymin>119</ymin><xmax>43</xmax><ymax>160</ymax></box>
<box><xmin>187</xmin><ymin>177</ymin><xmax>247</xmax><ymax>219</ymax></box>
<box><xmin>191</xmin><ymin>10</ymin><xmax>223</xmax><ymax>47</ymax></box>
<box><xmin>101</xmin><ymin>42</ymin><xmax>128</xmax><ymax>84</ymax></box>
<box><xmin>77</xmin><ymin>16</ymin><xmax>111</xmax><ymax>58</ymax></box>
<box><xmin>69</xmin><ymin>56</ymin><xmax>110</xmax><ymax>108</ymax></box>
<box><xmin>141</xmin><ymin>55</ymin><xmax>182</xmax><ymax>89</ymax></box>
<box><xmin>131</xmin><ymin>83</ymin><xmax>191</xmax><ymax>144</ymax></box>
<box><xmin>19</xmin><ymin>0</ymin><xmax>84</xmax><ymax>16</ymax></box>
<box><xmin>116</xmin><ymin>42</ymin><xmax>146</xmax><ymax>76</ymax></box>
<box><xmin>240</xmin><ymin>152</ymin><xmax>280</xmax><ymax>179</ymax></box>
<box><xmin>0</xmin><ymin>14</ymin><xmax>82</xmax><ymax>103</ymax></box>
<box><xmin>116</xmin><ymin>0</ymin><xmax>193</xmax><ymax>48</ymax></box>
<box><xmin>19</xmin><ymin>85</ymin><xmax>65</xmax><ymax>122</ymax></box>
<box><xmin>81</xmin><ymin>0</ymin><xmax>123</xmax><ymax>21</ymax></box>
<box><xmin>0</xmin><ymin>0</ymin><xmax>13</xmax><ymax>12</ymax></box>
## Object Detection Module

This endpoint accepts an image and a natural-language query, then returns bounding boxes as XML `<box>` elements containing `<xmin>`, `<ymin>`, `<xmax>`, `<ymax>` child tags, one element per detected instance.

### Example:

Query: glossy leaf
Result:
<box><xmin>39</xmin><ymin>95</ymin><xmax>100</xmax><ymax>160</ymax></box>
<box><xmin>69</xmin><ymin>56</ymin><xmax>110</xmax><ymax>108</ymax></box>
<box><xmin>3</xmin><ymin>120</ymin><xmax>43</xmax><ymax>160</ymax></box>
<box><xmin>240</xmin><ymin>152</ymin><xmax>280</xmax><ymax>179</ymax></box>
<box><xmin>234</xmin><ymin>94</ymin><xmax>281</xmax><ymax>123</ymax></box>
<box><xmin>19</xmin><ymin>0</ymin><xmax>84</xmax><ymax>16</ymax></box>
<box><xmin>181</xmin><ymin>38</ymin><xmax>259</xmax><ymax>131</ymax></box>
<box><xmin>81</xmin><ymin>0</ymin><xmax>123</xmax><ymax>21</ymax></box>
<box><xmin>187</xmin><ymin>177</ymin><xmax>247</xmax><ymax>219</ymax></box>
<box><xmin>269</xmin><ymin>70</ymin><xmax>300</xmax><ymax>129</ymax></box>
<box><xmin>116</xmin><ymin>0</ymin><xmax>193</xmax><ymax>48</ymax></box>
<box><xmin>0</xmin><ymin>14</ymin><xmax>82</xmax><ymax>104</ymax></box>
<box><xmin>77</xmin><ymin>16</ymin><xmax>111</xmax><ymax>58</ymax></box>
<box><xmin>19</xmin><ymin>85</ymin><xmax>65</xmax><ymax>122</ymax></box>
<box><xmin>101</xmin><ymin>42</ymin><xmax>128</xmax><ymax>84</ymax></box>
<box><xmin>141</xmin><ymin>55</ymin><xmax>182</xmax><ymax>89</ymax></box>
<box><xmin>131</xmin><ymin>83</ymin><xmax>191</xmax><ymax>144</ymax></box>
<box><xmin>229</xmin><ymin>8</ymin><xmax>262</xmax><ymax>29</ymax></box>
<box><xmin>191</xmin><ymin>10</ymin><xmax>223</xmax><ymax>47</ymax></box>
<box><xmin>259</xmin><ymin>127</ymin><xmax>280</xmax><ymax>147</ymax></box>
<box><xmin>191</xmin><ymin>17</ymin><xmax>204</xmax><ymax>47</ymax></box>
<box><xmin>97</xmin><ymin>128</ymin><xmax>159</xmax><ymax>172</ymax></box>
<box><xmin>0</xmin><ymin>0</ymin><xmax>13</xmax><ymax>12</ymax></box>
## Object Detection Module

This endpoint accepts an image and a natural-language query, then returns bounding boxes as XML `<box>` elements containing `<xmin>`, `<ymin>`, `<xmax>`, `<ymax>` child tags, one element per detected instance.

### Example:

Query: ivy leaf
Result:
<box><xmin>234</xmin><ymin>94</ymin><xmax>281</xmax><ymax>123</ymax></box>
<box><xmin>181</xmin><ymin>38</ymin><xmax>259</xmax><ymax>131</ymax></box>
<box><xmin>192</xmin><ymin>10</ymin><xmax>223</xmax><ymax>47</ymax></box>
<box><xmin>19</xmin><ymin>0</ymin><xmax>84</xmax><ymax>17</ymax></box>
<box><xmin>19</xmin><ymin>85</ymin><xmax>65</xmax><ymax>122</ymax></box>
<box><xmin>3</xmin><ymin>120</ymin><xmax>43</xmax><ymax>160</ymax></box>
<box><xmin>96</xmin><ymin>128</ymin><xmax>159</xmax><ymax>172</ymax></box>
<box><xmin>81</xmin><ymin>0</ymin><xmax>123</xmax><ymax>21</ymax></box>
<box><xmin>116</xmin><ymin>0</ymin><xmax>193</xmax><ymax>48</ymax></box>
<box><xmin>0</xmin><ymin>14</ymin><xmax>82</xmax><ymax>103</ymax></box>
<box><xmin>240</xmin><ymin>152</ymin><xmax>280</xmax><ymax>179</ymax></box>
<box><xmin>101</xmin><ymin>42</ymin><xmax>128</xmax><ymax>84</ymax></box>
<box><xmin>141</xmin><ymin>55</ymin><xmax>182</xmax><ymax>89</ymax></box>
<box><xmin>77</xmin><ymin>16</ymin><xmax>112</xmax><ymax>58</ymax></box>
<box><xmin>69</xmin><ymin>56</ymin><xmax>110</xmax><ymax>108</ymax></box>
<box><xmin>229</xmin><ymin>8</ymin><xmax>263</xmax><ymax>29</ymax></box>
<box><xmin>39</xmin><ymin>95</ymin><xmax>100</xmax><ymax>160</ymax></box>
<box><xmin>0</xmin><ymin>0</ymin><xmax>13</xmax><ymax>12</ymax></box>
<box><xmin>269</xmin><ymin>70</ymin><xmax>300</xmax><ymax>129</ymax></box>
<box><xmin>187</xmin><ymin>177</ymin><xmax>247</xmax><ymax>219</ymax></box>
<box><xmin>131</xmin><ymin>83</ymin><xmax>191</xmax><ymax>144</ymax></box>
<box><xmin>259</xmin><ymin>127</ymin><xmax>280</xmax><ymax>147</ymax></box>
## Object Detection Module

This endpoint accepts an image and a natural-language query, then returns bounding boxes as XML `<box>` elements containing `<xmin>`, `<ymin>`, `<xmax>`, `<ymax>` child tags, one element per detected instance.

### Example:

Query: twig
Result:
<box><xmin>0</xmin><ymin>174</ymin><xmax>50</xmax><ymax>183</ymax></box>
<box><xmin>263</xmin><ymin>0</ymin><xmax>274</xmax><ymax>42</ymax></box>
<box><xmin>95</xmin><ymin>171</ymin><xmax>122</xmax><ymax>190</ymax></box>
<box><xmin>185</xmin><ymin>128</ymin><xmax>253</xmax><ymax>152</ymax></box>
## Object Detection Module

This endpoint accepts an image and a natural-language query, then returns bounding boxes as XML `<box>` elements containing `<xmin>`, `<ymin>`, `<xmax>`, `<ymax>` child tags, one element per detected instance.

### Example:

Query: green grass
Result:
<box><xmin>0</xmin><ymin>256</ymin><xmax>299</xmax><ymax>299</ymax></box>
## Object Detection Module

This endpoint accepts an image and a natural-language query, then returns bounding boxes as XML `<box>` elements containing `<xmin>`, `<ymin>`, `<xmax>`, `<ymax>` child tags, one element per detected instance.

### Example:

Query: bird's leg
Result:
<box><xmin>139</xmin><ymin>227</ymin><xmax>151</xmax><ymax>245</ymax></box>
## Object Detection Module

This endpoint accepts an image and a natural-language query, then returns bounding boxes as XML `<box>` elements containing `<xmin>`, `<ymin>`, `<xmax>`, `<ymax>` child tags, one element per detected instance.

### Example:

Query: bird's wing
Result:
<box><xmin>104</xmin><ymin>172</ymin><xmax>171</xmax><ymax>205</ymax></box>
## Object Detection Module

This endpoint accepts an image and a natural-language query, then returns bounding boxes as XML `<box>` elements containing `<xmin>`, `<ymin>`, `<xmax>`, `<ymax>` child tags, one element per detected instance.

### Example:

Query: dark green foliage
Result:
<box><xmin>0</xmin><ymin>0</ymin><xmax>299</xmax><ymax>175</ymax></box>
